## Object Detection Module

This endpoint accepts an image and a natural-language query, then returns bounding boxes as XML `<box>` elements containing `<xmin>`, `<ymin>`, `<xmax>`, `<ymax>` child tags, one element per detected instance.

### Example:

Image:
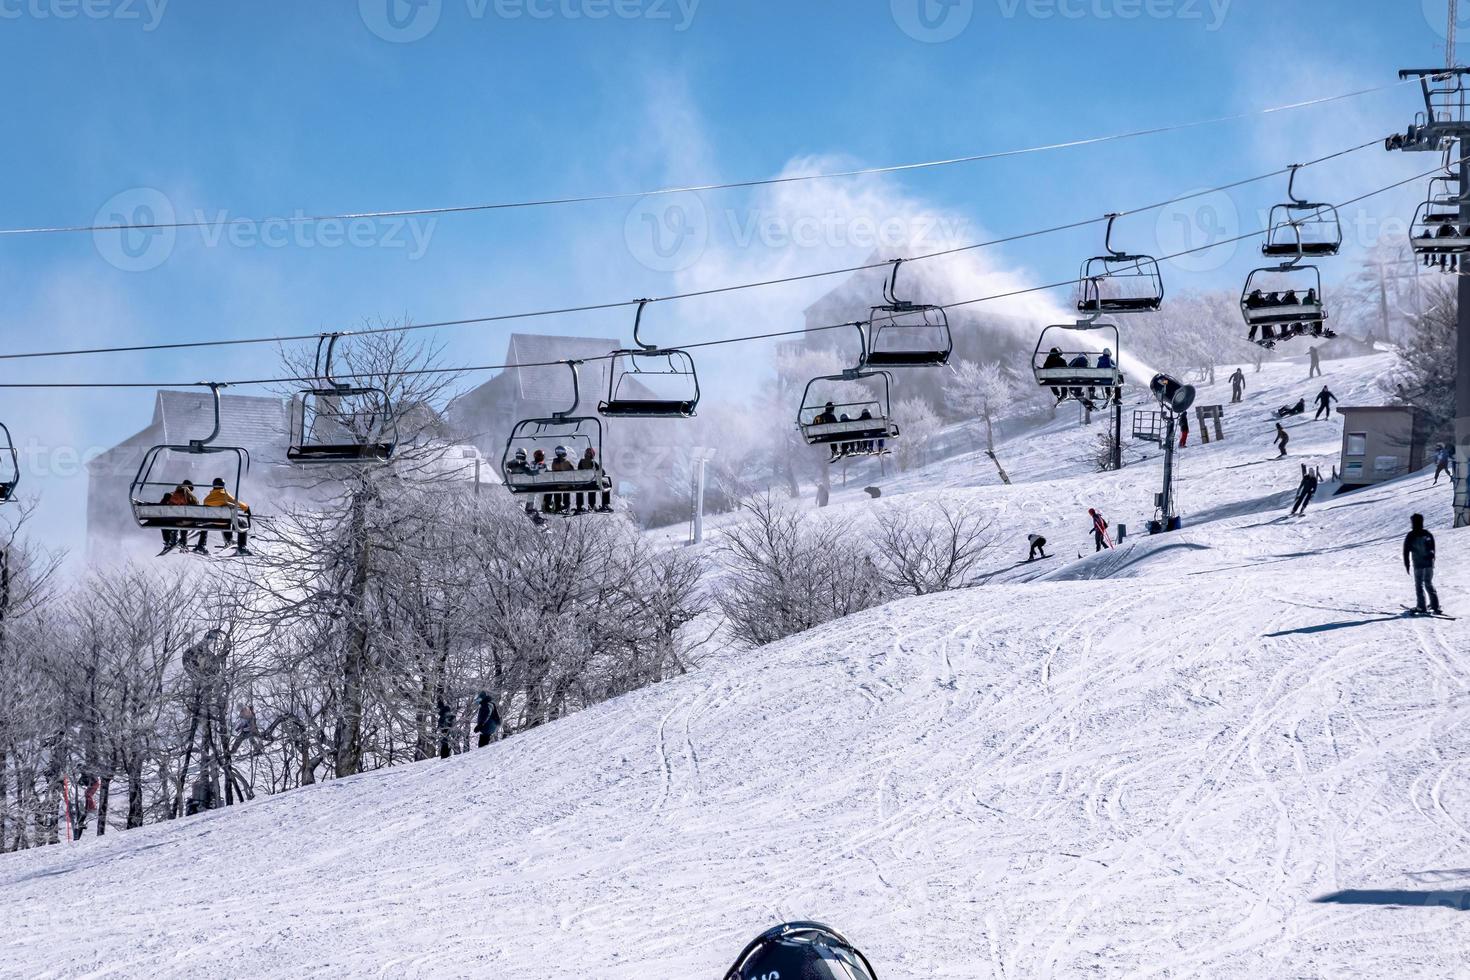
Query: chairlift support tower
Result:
<box><xmin>1390</xmin><ymin>64</ymin><xmax>1470</xmax><ymax>527</ymax></box>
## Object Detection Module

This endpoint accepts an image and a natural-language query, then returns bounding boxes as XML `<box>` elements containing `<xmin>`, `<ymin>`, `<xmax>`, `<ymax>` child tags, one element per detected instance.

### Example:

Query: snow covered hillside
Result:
<box><xmin>4</xmin><ymin>349</ymin><xmax>1468</xmax><ymax>978</ymax></box>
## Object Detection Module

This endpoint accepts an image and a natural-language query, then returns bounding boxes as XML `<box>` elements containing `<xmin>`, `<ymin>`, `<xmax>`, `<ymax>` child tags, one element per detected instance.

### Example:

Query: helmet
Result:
<box><xmin>554</xmin><ymin>446</ymin><xmax>568</xmax><ymax>457</ymax></box>
<box><xmin>725</xmin><ymin>922</ymin><xmax>877</xmax><ymax>980</ymax></box>
<box><xmin>212</xmin><ymin>478</ymin><xmax>226</xmax><ymax>488</ymax></box>
<box><xmin>514</xmin><ymin>448</ymin><xmax>527</xmax><ymax>460</ymax></box>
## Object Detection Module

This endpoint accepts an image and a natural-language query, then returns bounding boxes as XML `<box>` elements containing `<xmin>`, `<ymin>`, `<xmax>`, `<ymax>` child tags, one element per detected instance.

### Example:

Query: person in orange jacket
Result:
<box><xmin>200</xmin><ymin>477</ymin><xmax>252</xmax><ymax>556</ymax></box>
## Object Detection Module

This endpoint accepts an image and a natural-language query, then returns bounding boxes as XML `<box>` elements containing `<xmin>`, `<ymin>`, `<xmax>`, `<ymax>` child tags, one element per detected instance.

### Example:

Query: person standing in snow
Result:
<box><xmin>1313</xmin><ymin>385</ymin><xmax>1337</xmax><ymax>421</ymax></box>
<box><xmin>1403</xmin><ymin>513</ymin><xmax>1442</xmax><ymax>615</ymax></box>
<box><xmin>474</xmin><ymin>692</ymin><xmax>501</xmax><ymax>748</ymax></box>
<box><xmin>1274</xmin><ymin>423</ymin><xmax>1290</xmax><ymax>458</ymax></box>
<box><xmin>1177</xmin><ymin>410</ymin><xmax>1190</xmax><ymax>448</ymax></box>
<box><xmin>1308</xmin><ymin>345</ymin><xmax>1322</xmax><ymax>378</ymax></box>
<box><xmin>1229</xmin><ymin>368</ymin><xmax>1245</xmax><ymax>403</ymax></box>
<box><xmin>1433</xmin><ymin>443</ymin><xmax>1454</xmax><ymax>485</ymax></box>
<box><xmin>1027</xmin><ymin>534</ymin><xmax>1048</xmax><ymax>561</ymax></box>
<box><xmin>1088</xmin><ymin>508</ymin><xmax>1111</xmax><ymax>552</ymax></box>
<box><xmin>1289</xmin><ymin>464</ymin><xmax>1319</xmax><ymax>516</ymax></box>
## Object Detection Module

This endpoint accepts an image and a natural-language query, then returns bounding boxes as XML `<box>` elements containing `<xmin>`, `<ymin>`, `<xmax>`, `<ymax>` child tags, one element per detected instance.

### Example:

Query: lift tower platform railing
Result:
<box><xmin>1390</xmin><ymin>65</ymin><xmax>1470</xmax><ymax>527</ymax></box>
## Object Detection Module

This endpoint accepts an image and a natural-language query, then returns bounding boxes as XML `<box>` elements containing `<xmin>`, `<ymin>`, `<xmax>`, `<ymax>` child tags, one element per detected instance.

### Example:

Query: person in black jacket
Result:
<box><xmin>1290</xmin><ymin>464</ymin><xmax>1319</xmax><ymax>516</ymax></box>
<box><xmin>1314</xmin><ymin>385</ymin><xmax>1337</xmax><ymax>420</ymax></box>
<box><xmin>1403</xmin><ymin>513</ymin><xmax>1442</xmax><ymax>615</ymax></box>
<box><xmin>474</xmin><ymin>692</ymin><xmax>501</xmax><ymax>748</ymax></box>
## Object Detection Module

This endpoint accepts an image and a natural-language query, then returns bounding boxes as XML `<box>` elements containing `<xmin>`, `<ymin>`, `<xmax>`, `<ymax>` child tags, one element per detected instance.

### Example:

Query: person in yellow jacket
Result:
<box><xmin>200</xmin><ymin>477</ymin><xmax>252</xmax><ymax>556</ymax></box>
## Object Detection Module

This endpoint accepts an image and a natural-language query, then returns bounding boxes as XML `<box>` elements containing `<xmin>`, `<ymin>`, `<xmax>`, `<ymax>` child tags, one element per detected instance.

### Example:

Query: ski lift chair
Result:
<box><xmin>725</xmin><ymin>921</ymin><xmax>878</xmax><ymax>980</ymax></box>
<box><xmin>860</xmin><ymin>259</ymin><xmax>953</xmax><ymax>368</ymax></box>
<box><xmin>1077</xmin><ymin>214</ymin><xmax>1164</xmax><ymax>314</ymax></box>
<box><xmin>129</xmin><ymin>384</ymin><xmax>253</xmax><ymax>537</ymax></box>
<box><xmin>501</xmin><ymin>361</ymin><xmax>612</xmax><ymax>514</ymax></box>
<box><xmin>598</xmin><ymin>300</ymin><xmax>701</xmax><ymax>418</ymax></box>
<box><xmin>1240</xmin><ymin>257</ymin><xmax>1332</xmax><ymax>348</ymax></box>
<box><xmin>1261</xmin><ymin>165</ymin><xmax>1344</xmax><ymax>257</ymax></box>
<box><xmin>1410</xmin><ymin>176</ymin><xmax>1470</xmax><ymax>270</ymax></box>
<box><xmin>1032</xmin><ymin>319</ymin><xmax>1124</xmax><ymax>407</ymax></box>
<box><xmin>798</xmin><ymin>366</ymin><xmax>900</xmax><ymax>459</ymax></box>
<box><xmin>287</xmin><ymin>333</ymin><xmax>399</xmax><ymax>463</ymax></box>
<box><xmin>0</xmin><ymin>422</ymin><xmax>18</xmax><ymax>503</ymax></box>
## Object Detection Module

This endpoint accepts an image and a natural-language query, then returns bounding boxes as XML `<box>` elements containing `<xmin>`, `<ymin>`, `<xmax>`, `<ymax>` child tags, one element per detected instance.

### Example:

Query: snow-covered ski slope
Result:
<box><xmin>5</xmin><ymin>350</ymin><xmax>1469</xmax><ymax>978</ymax></box>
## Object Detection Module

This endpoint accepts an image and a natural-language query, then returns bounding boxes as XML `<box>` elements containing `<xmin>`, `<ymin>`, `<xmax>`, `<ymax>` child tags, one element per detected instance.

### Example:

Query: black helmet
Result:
<box><xmin>725</xmin><ymin>922</ymin><xmax>877</xmax><ymax>980</ymax></box>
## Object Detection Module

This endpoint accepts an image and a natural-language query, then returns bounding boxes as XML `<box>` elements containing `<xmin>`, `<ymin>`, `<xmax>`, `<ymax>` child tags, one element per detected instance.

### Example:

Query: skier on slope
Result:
<box><xmin>1088</xmin><ymin>508</ymin><xmax>1112</xmax><ymax>552</ymax></box>
<box><xmin>474</xmin><ymin>692</ymin><xmax>501</xmax><ymax>748</ymax></box>
<box><xmin>1229</xmin><ymin>368</ymin><xmax>1245</xmax><ymax>403</ymax></box>
<box><xmin>1403</xmin><ymin>513</ymin><xmax>1442</xmax><ymax>616</ymax></box>
<box><xmin>1274</xmin><ymin>423</ymin><xmax>1290</xmax><ymax>458</ymax></box>
<box><xmin>1289</xmin><ymin>464</ymin><xmax>1319</xmax><ymax>516</ymax></box>
<box><xmin>1433</xmin><ymin>443</ymin><xmax>1453</xmax><ymax>485</ymax></box>
<box><xmin>1308</xmin><ymin>345</ymin><xmax>1322</xmax><ymax>379</ymax></box>
<box><xmin>1314</xmin><ymin>385</ymin><xmax>1338</xmax><ymax>421</ymax></box>
<box><xmin>1027</xmin><ymin>533</ymin><xmax>1048</xmax><ymax>561</ymax></box>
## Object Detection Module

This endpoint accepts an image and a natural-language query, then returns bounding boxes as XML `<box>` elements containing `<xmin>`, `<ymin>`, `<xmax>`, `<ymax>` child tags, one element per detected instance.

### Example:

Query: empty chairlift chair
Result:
<box><xmin>1078</xmin><ymin>213</ymin><xmax>1164</xmax><ymax>315</ymax></box>
<box><xmin>502</xmin><ymin>360</ymin><xmax>613</xmax><ymax>515</ymax></box>
<box><xmin>798</xmin><ymin>364</ymin><xmax>901</xmax><ymax>461</ymax></box>
<box><xmin>129</xmin><ymin>384</ymin><xmax>253</xmax><ymax>541</ymax></box>
<box><xmin>860</xmin><ymin>259</ymin><xmax>953</xmax><ymax>368</ymax></box>
<box><xmin>1261</xmin><ymin>164</ymin><xmax>1344</xmax><ymax>258</ymax></box>
<box><xmin>1032</xmin><ymin>319</ymin><xmax>1125</xmax><ymax>408</ymax></box>
<box><xmin>598</xmin><ymin>300</ymin><xmax>700</xmax><ymax>418</ymax></box>
<box><xmin>287</xmin><ymin>333</ymin><xmax>399</xmax><ymax>463</ymax></box>
<box><xmin>0</xmin><ymin>422</ymin><xmax>18</xmax><ymax>503</ymax></box>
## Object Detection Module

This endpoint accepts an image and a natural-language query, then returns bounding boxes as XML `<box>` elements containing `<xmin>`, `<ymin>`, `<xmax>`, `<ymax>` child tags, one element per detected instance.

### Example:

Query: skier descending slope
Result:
<box><xmin>1403</xmin><ymin>513</ymin><xmax>1443</xmax><ymax>616</ymax></box>
<box><xmin>1274</xmin><ymin>423</ymin><xmax>1290</xmax><ymax>458</ymax></box>
<box><xmin>1290</xmin><ymin>464</ymin><xmax>1319</xmax><ymax>516</ymax></box>
<box><xmin>1088</xmin><ymin>508</ymin><xmax>1112</xmax><ymax>552</ymax></box>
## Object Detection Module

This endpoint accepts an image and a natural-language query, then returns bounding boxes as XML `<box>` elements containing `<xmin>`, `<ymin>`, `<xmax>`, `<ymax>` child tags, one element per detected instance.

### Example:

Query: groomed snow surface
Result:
<box><xmin>5</xmin><ymin>351</ymin><xmax>1469</xmax><ymax>977</ymax></box>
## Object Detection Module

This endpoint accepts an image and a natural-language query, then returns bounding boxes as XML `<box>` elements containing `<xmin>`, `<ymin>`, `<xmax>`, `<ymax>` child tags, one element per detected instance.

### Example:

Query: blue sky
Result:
<box><xmin>0</xmin><ymin>0</ymin><xmax>1459</xmax><ymax>552</ymax></box>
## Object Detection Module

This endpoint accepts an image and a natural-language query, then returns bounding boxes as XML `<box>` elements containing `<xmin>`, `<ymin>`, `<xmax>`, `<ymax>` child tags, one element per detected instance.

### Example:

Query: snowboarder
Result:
<box><xmin>1289</xmin><ymin>464</ymin><xmax>1319</xmax><ymax>516</ymax></box>
<box><xmin>1177</xmin><ymin>410</ymin><xmax>1190</xmax><ymax>448</ymax></box>
<box><xmin>1308</xmin><ymin>345</ymin><xmax>1322</xmax><ymax>378</ymax></box>
<box><xmin>1027</xmin><ymin>533</ymin><xmax>1048</xmax><ymax>561</ymax></box>
<box><xmin>1229</xmin><ymin>368</ymin><xmax>1245</xmax><ymax>403</ymax></box>
<box><xmin>1433</xmin><ymin>443</ymin><xmax>1454</xmax><ymax>485</ymax></box>
<box><xmin>1088</xmin><ymin>508</ymin><xmax>1112</xmax><ymax>552</ymax></box>
<box><xmin>1274</xmin><ymin>423</ymin><xmax>1289</xmax><ymax>458</ymax></box>
<box><xmin>1313</xmin><ymin>386</ymin><xmax>1337</xmax><ymax>421</ymax></box>
<box><xmin>1403</xmin><ymin>513</ymin><xmax>1442</xmax><ymax>615</ymax></box>
<box><xmin>1273</xmin><ymin>398</ymin><xmax>1306</xmax><ymax>419</ymax></box>
<box><xmin>474</xmin><ymin>692</ymin><xmax>501</xmax><ymax>748</ymax></box>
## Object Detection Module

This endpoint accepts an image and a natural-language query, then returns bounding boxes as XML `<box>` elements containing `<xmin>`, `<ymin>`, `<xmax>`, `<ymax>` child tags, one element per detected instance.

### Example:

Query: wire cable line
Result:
<box><xmin>0</xmin><ymin>164</ymin><xmax>1438</xmax><ymax>392</ymax></box>
<box><xmin>0</xmin><ymin>81</ymin><xmax>1415</xmax><ymax>238</ymax></box>
<box><xmin>0</xmin><ymin>137</ymin><xmax>1389</xmax><ymax>366</ymax></box>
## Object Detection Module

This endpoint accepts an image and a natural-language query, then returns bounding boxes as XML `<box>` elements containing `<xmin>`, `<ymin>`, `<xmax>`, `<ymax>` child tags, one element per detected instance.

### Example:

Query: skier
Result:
<box><xmin>1088</xmin><ymin>508</ymin><xmax>1112</xmax><ymax>552</ymax></box>
<box><xmin>1027</xmin><ymin>533</ymin><xmax>1048</xmax><ymax>561</ymax></box>
<box><xmin>1403</xmin><ymin>513</ymin><xmax>1442</xmax><ymax>615</ymax></box>
<box><xmin>474</xmin><ymin>692</ymin><xmax>501</xmax><ymax>748</ymax></box>
<box><xmin>1274</xmin><ymin>423</ymin><xmax>1290</xmax><ymax>458</ymax></box>
<box><xmin>1229</xmin><ymin>367</ymin><xmax>1245</xmax><ymax>404</ymax></box>
<box><xmin>1433</xmin><ymin>443</ymin><xmax>1453</xmax><ymax>485</ymax></box>
<box><xmin>1308</xmin><ymin>345</ymin><xmax>1322</xmax><ymax>378</ymax></box>
<box><xmin>1289</xmin><ymin>464</ymin><xmax>1319</xmax><ymax>516</ymax></box>
<box><xmin>1177</xmin><ymin>410</ymin><xmax>1190</xmax><ymax>448</ymax></box>
<box><xmin>1314</xmin><ymin>385</ymin><xmax>1338</xmax><ymax>421</ymax></box>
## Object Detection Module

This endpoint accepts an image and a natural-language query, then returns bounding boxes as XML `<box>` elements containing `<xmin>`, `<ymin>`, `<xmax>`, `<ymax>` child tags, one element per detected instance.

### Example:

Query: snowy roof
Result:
<box><xmin>89</xmin><ymin>390</ymin><xmax>288</xmax><ymax>474</ymax></box>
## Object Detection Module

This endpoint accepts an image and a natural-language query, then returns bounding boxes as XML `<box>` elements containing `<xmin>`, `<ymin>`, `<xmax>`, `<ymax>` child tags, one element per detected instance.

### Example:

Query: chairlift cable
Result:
<box><xmin>0</xmin><ymin>82</ymin><xmax>1416</xmax><ymax>238</ymax></box>
<box><xmin>0</xmin><ymin>137</ymin><xmax>1391</xmax><ymax>366</ymax></box>
<box><xmin>0</xmin><ymin>165</ymin><xmax>1440</xmax><ymax>392</ymax></box>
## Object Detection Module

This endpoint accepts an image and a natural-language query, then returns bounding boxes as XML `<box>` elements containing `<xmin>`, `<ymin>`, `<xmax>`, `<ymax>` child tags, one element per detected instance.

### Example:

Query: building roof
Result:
<box><xmin>89</xmin><ymin>390</ymin><xmax>288</xmax><ymax>474</ymax></box>
<box><xmin>503</xmin><ymin>334</ymin><xmax>623</xmax><ymax>406</ymax></box>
